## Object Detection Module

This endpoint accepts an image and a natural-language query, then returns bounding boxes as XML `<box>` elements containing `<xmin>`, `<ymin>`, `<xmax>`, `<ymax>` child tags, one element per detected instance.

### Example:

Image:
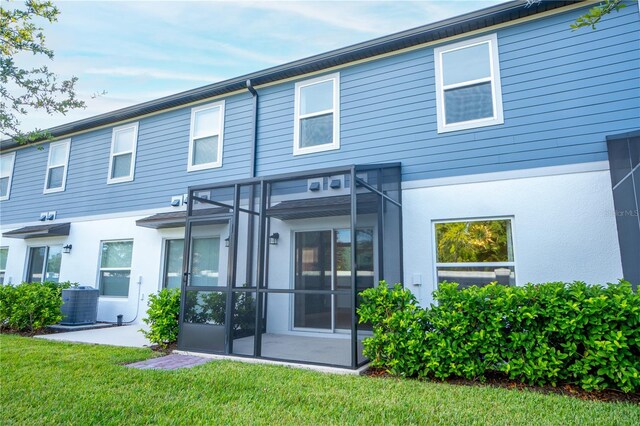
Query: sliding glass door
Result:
<box><xmin>293</xmin><ymin>228</ymin><xmax>374</xmax><ymax>332</ymax></box>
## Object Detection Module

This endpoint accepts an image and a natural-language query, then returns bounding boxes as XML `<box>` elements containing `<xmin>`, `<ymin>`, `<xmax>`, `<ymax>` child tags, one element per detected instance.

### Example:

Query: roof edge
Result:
<box><xmin>1</xmin><ymin>0</ymin><xmax>586</xmax><ymax>151</ymax></box>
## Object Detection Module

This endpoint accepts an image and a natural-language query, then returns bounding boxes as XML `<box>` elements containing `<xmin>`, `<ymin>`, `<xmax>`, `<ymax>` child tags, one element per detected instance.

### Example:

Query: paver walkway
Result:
<box><xmin>127</xmin><ymin>354</ymin><xmax>211</xmax><ymax>370</ymax></box>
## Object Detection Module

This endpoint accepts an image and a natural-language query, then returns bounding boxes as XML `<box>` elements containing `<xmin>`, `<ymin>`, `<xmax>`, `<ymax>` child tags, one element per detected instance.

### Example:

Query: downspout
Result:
<box><xmin>245</xmin><ymin>79</ymin><xmax>258</xmax><ymax>287</ymax></box>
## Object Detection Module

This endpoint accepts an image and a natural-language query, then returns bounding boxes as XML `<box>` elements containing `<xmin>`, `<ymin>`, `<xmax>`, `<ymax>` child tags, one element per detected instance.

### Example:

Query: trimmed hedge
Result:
<box><xmin>358</xmin><ymin>281</ymin><xmax>640</xmax><ymax>393</ymax></box>
<box><xmin>141</xmin><ymin>288</ymin><xmax>181</xmax><ymax>347</ymax></box>
<box><xmin>0</xmin><ymin>281</ymin><xmax>72</xmax><ymax>334</ymax></box>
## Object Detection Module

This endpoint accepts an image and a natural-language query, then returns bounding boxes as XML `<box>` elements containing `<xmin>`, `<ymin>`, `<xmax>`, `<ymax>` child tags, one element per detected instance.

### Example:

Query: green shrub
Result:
<box><xmin>0</xmin><ymin>281</ymin><xmax>72</xmax><ymax>334</ymax></box>
<box><xmin>358</xmin><ymin>280</ymin><xmax>640</xmax><ymax>393</ymax></box>
<box><xmin>141</xmin><ymin>288</ymin><xmax>181</xmax><ymax>347</ymax></box>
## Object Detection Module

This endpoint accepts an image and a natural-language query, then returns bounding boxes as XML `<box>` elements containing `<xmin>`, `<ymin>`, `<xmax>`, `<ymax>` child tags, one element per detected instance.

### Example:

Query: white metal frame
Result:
<box><xmin>0</xmin><ymin>151</ymin><xmax>16</xmax><ymax>201</ymax></box>
<box><xmin>0</xmin><ymin>246</ymin><xmax>8</xmax><ymax>284</ymax></box>
<box><xmin>188</xmin><ymin>101</ymin><xmax>225</xmax><ymax>172</ymax></box>
<box><xmin>293</xmin><ymin>73</ymin><xmax>340</xmax><ymax>156</ymax></box>
<box><xmin>434</xmin><ymin>33</ymin><xmax>504</xmax><ymax>133</ymax></box>
<box><xmin>431</xmin><ymin>216</ymin><xmax>517</xmax><ymax>288</ymax></box>
<box><xmin>97</xmin><ymin>239</ymin><xmax>134</xmax><ymax>298</ymax></box>
<box><xmin>107</xmin><ymin>123</ymin><xmax>139</xmax><ymax>184</ymax></box>
<box><xmin>43</xmin><ymin>139</ymin><xmax>71</xmax><ymax>194</ymax></box>
<box><xmin>159</xmin><ymin>237</ymin><xmax>184</xmax><ymax>290</ymax></box>
<box><xmin>24</xmin><ymin>245</ymin><xmax>63</xmax><ymax>283</ymax></box>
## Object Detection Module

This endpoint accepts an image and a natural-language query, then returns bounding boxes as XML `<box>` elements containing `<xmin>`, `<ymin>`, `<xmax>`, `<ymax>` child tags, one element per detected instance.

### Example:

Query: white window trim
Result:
<box><xmin>432</xmin><ymin>216</ymin><xmax>517</xmax><ymax>287</ymax></box>
<box><xmin>0</xmin><ymin>246</ymin><xmax>8</xmax><ymax>284</ymax></box>
<box><xmin>97</xmin><ymin>239</ymin><xmax>134</xmax><ymax>298</ymax></box>
<box><xmin>188</xmin><ymin>101</ymin><xmax>225</xmax><ymax>172</ymax></box>
<box><xmin>161</xmin><ymin>238</ymin><xmax>184</xmax><ymax>290</ymax></box>
<box><xmin>434</xmin><ymin>33</ymin><xmax>504</xmax><ymax>133</ymax></box>
<box><xmin>24</xmin><ymin>245</ymin><xmax>63</xmax><ymax>283</ymax></box>
<box><xmin>43</xmin><ymin>139</ymin><xmax>71</xmax><ymax>194</ymax></box>
<box><xmin>293</xmin><ymin>73</ymin><xmax>340</xmax><ymax>156</ymax></box>
<box><xmin>107</xmin><ymin>123</ymin><xmax>139</xmax><ymax>184</ymax></box>
<box><xmin>0</xmin><ymin>151</ymin><xmax>16</xmax><ymax>201</ymax></box>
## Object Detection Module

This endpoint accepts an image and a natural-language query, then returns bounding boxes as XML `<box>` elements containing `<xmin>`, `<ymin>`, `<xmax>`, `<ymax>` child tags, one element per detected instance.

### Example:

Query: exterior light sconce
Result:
<box><xmin>63</xmin><ymin>244</ymin><xmax>73</xmax><ymax>254</ymax></box>
<box><xmin>224</xmin><ymin>237</ymin><xmax>230</xmax><ymax>247</ymax></box>
<box><xmin>269</xmin><ymin>233</ymin><xmax>280</xmax><ymax>245</ymax></box>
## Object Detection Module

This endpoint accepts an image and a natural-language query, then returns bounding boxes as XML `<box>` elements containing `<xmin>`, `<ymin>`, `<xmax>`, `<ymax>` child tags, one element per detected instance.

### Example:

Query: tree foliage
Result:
<box><xmin>435</xmin><ymin>220</ymin><xmax>509</xmax><ymax>263</ymax></box>
<box><xmin>527</xmin><ymin>0</ymin><xmax>632</xmax><ymax>30</ymax></box>
<box><xmin>1</xmin><ymin>0</ymin><xmax>85</xmax><ymax>144</ymax></box>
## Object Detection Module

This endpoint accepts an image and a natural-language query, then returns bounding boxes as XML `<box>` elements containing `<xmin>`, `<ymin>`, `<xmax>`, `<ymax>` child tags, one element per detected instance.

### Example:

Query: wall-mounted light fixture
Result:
<box><xmin>269</xmin><ymin>232</ymin><xmax>280</xmax><ymax>245</ymax></box>
<box><xmin>224</xmin><ymin>236</ymin><xmax>230</xmax><ymax>247</ymax></box>
<box><xmin>63</xmin><ymin>244</ymin><xmax>73</xmax><ymax>254</ymax></box>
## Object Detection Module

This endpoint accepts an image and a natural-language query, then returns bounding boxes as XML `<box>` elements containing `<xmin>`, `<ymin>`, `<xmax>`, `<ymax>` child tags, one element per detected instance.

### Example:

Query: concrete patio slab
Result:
<box><xmin>127</xmin><ymin>354</ymin><xmax>211</xmax><ymax>370</ymax></box>
<box><xmin>35</xmin><ymin>325</ymin><xmax>151</xmax><ymax>348</ymax></box>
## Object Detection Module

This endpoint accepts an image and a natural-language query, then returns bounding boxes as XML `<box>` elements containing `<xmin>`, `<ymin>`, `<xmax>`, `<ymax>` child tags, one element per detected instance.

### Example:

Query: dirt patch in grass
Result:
<box><xmin>0</xmin><ymin>328</ymin><xmax>56</xmax><ymax>337</ymax></box>
<box><xmin>364</xmin><ymin>368</ymin><xmax>640</xmax><ymax>404</ymax></box>
<box><xmin>149</xmin><ymin>341</ymin><xmax>177</xmax><ymax>355</ymax></box>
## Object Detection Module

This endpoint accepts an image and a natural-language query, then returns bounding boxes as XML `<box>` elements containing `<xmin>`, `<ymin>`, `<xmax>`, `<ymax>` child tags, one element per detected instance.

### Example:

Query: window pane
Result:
<box><xmin>300</xmin><ymin>80</ymin><xmax>334</xmax><ymax>115</ymax></box>
<box><xmin>183</xmin><ymin>291</ymin><xmax>226</xmax><ymax>324</ymax></box>
<box><xmin>164</xmin><ymin>239</ymin><xmax>184</xmax><ymax>289</ymax></box>
<box><xmin>114</xmin><ymin>127</ymin><xmax>135</xmax><ymax>153</ymax></box>
<box><xmin>294</xmin><ymin>293</ymin><xmax>332</xmax><ymax>329</ymax></box>
<box><xmin>100</xmin><ymin>271</ymin><xmax>130</xmax><ymax>296</ymax></box>
<box><xmin>437</xmin><ymin>266</ymin><xmax>516</xmax><ymax>288</ymax></box>
<box><xmin>442</xmin><ymin>42</ymin><xmax>491</xmax><ymax>86</ymax></box>
<box><xmin>0</xmin><ymin>155</ymin><xmax>12</xmax><ymax>177</ymax></box>
<box><xmin>49</xmin><ymin>144</ymin><xmax>67</xmax><ymax>166</ymax></box>
<box><xmin>0</xmin><ymin>272</ymin><xmax>4</xmax><ymax>285</ymax></box>
<box><xmin>45</xmin><ymin>246</ymin><xmax>62</xmax><ymax>283</ymax></box>
<box><xmin>0</xmin><ymin>177</ymin><xmax>8</xmax><ymax>197</ymax></box>
<box><xmin>435</xmin><ymin>220</ymin><xmax>513</xmax><ymax>263</ymax></box>
<box><xmin>444</xmin><ymin>82</ymin><xmax>493</xmax><ymax>124</ymax></box>
<box><xmin>300</xmin><ymin>113</ymin><xmax>333</xmax><ymax>148</ymax></box>
<box><xmin>27</xmin><ymin>247</ymin><xmax>46</xmax><ymax>282</ymax></box>
<box><xmin>193</xmin><ymin>107</ymin><xmax>221</xmax><ymax>138</ymax></box>
<box><xmin>47</xmin><ymin>166</ymin><xmax>64</xmax><ymax>189</ymax></box>
<box><xmin>111</xmin><ymin>153</ymin><xmax>132</xmax><ymax>179</ymax></box>
<box><xmin>295</xmin><ymin>231</ymin><xmax>331</xmax><ymax>291</ymax></box>
<box><xmin>101</xmin><ymin>241</ymin><xmax>133</xmax><ymax>268</ymax></box>
<box><xmin>190</xmin><ymin>238</ymin><xmax>220</xmax><ymax>286</ymax></box>
<box><xmin>193</xmin><ymin>136</ymin><xmax>219</xmax><ymax>165</ymax></box>
<box><xmin>0</xmin><ymin>248</ymin><xmax>7</xmax><ymax>270</ymax></box>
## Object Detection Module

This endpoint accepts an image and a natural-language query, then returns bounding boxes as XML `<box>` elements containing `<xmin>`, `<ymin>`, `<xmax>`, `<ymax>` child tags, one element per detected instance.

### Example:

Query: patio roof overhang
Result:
<box><xmin>136</xmin><ymin>208</ymin><xmax>230</xmax><ymax>229</ymax></box>
<box><xmin>267</xmin><ymin>193</ymin><xmax>379</xmax><ymax>220</ymax></box>
<box><xmin>2</xmin><ymin>222</ymin><xmax>71</xmax><ymax>239</ymax></box>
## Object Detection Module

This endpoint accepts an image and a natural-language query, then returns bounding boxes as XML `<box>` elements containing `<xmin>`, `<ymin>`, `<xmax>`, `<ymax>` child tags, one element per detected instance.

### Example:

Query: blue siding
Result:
<box><xmin>1</xmin><ymin>2</ymin><xmax>638</xmax><ymax>225</ymax></box>
<box><xmin>2</xmin><ymin>93</ymin><xmax>253</xmax><ymax>223</ymax></box>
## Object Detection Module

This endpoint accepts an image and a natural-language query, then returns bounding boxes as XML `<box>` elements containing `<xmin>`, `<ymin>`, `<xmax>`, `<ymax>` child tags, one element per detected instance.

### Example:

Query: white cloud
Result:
<box><xmin>85</xmin><ymin>67</ymin><xmax>223</xmax><ymax>83</ymax></box>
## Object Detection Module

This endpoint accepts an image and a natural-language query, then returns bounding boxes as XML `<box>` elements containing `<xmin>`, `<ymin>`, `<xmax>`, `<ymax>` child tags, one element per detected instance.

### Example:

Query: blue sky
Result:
<box><xmin>14</xmin><ymin>0</ymin><xmax>503</xmax><ymax>132</ymax></box>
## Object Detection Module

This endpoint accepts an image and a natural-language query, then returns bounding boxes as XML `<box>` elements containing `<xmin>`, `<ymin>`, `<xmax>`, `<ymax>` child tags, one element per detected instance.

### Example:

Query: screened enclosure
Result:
<box><xmin>178</xmin><ymin>164</ymin><xmax>402</xmax><ymax>368</ymax></box>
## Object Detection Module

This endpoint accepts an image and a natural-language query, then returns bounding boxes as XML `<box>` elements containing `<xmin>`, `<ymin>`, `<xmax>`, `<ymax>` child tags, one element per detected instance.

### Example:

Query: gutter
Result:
<box><xmin>0</xmin><ymin>0</ymin><xmax>585</xmax><ymax>151</ymax></box>
<box><xmin>245</xmin><ymin>79</ymin><xmax>259</xmax><ymax>287</ymax></box>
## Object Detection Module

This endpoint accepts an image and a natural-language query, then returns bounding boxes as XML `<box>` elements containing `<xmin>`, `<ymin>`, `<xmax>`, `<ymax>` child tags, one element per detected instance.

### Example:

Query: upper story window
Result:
<box><xmin>434</xmin><ymin>33</ymin><xmax>503</xmax><ymax>133</ymax></box>
<box><xmin>108</xmin><ymin>123</ymin><xmax>138</xmax><ymax>184</ymax></box>
<box><xmin>0</xmin><ymin>152</ymin><xmax>16</xmax><ymax>201</ymax></box>
<box><xmin>188</xmin><ymin>101</ymin><xmax>225</xmax><ymax>171</ymax></box>
<box><xmin>293</xmin><ymin>73</ymin><xmax>340</xmax><ymax>156</ymax></box>
<box><xmin>44</xmin><ymin>139</ymin><xmax>71</xmax><ymax>194</ymax></box>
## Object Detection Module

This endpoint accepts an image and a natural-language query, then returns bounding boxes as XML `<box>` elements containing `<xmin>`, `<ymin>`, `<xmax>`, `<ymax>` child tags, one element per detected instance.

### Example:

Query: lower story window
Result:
<box><xmin>0</xmin><ymin>247</ymin><xmax>8</xmax><ymax>284</ymax></box>
<box><xmin>26</xmin><ymin>245</ymin><xmax>62</xmax><ymax>283</ymax></box>
<box><xmin>99</xmin><ymin>240</ymin><xmax>133</xmax><ymax>297</ymax></box>
<box><xmin>434</xmin><ymin>218</ymin><xmax>515</xmax><ymax>288</ymax></box>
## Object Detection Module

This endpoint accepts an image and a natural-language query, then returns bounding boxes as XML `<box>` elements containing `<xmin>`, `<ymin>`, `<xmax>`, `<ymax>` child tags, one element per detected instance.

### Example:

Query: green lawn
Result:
<box><xmin>1</xmin><ymin>335</ymin><xmax>638</xmax><ymax>425</ymax></box>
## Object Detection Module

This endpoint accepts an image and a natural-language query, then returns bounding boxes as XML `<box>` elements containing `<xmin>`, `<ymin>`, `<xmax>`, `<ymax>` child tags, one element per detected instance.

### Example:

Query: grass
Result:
<box><xmin>1</xmin><ymin>335</ymin><xmax>639</xmax><ymax>425</ymax></box>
